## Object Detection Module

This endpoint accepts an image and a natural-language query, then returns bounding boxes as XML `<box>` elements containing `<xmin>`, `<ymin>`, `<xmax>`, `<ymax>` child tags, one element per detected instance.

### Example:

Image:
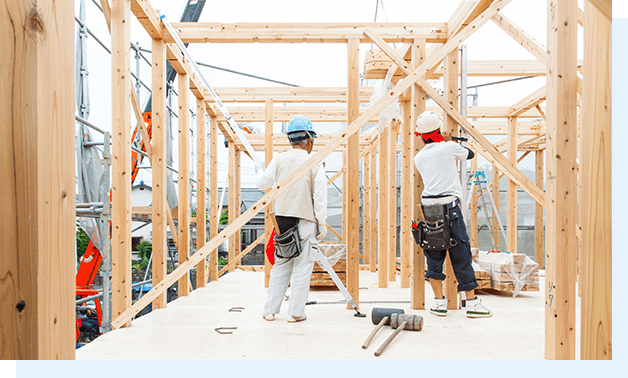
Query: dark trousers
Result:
<box><xmin>423</xmin><ymin>204</ymin><xmax>478</xmax><ymax>292</ymax></box>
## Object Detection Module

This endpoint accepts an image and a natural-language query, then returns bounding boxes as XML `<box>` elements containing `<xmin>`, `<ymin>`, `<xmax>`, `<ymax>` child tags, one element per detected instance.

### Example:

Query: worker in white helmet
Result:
<box><xmin>255</xmin><ymin>115</ymin><xmax>327</xmax><ymax>323</ymax></box>
<box><xmin>413</xmin><ymin>111</ymin><xmax>491</xmax><ymax>318</ymax></box>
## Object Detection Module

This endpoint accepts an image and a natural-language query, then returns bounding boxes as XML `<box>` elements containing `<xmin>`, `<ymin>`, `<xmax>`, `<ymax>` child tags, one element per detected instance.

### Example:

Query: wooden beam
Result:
<box><xmin>400</xmin><ymin>100</ymin><xmax>412</xmax><ymax>288</ymax></box>
<box><xmin>130</xmin><ymin>0</ymin><xmax>163</xmax><ymax>39</ymax></box>
<box><xmin>448</xmin><ymin>1</ymin><xmax>480</xmax><ymax>38</ymax></box>
<box><xmin>363</xmin><ymin>152</ymin><xmax>371</xmax><ymax>266</ymax></box>
<box><xmin>389</xmin><ymin>120</ymin><xmax>401</xmax><ymax>282</ymax></box>
<box><xmin>534</xmin><ymin>150</ymin><xmax>544</xmax><ymax>267</ymax></box>
<box><xmin>369</xmin><ymin>147</ymin><xmax>378</xmax><ymax>273</ymax></box>
<box><xmin>195</xmin><ymin>99</ymin><xmax>207</xmax><ymax>288</ymax></box>
<box><xmin>100</xmin><ymin>0</ymin><xmax>112</xmax><ymax>31</ymax></box>
<box><xmin>581</xmin><ymin>0</ymin><xmax>612</xmax><ymax>359</ymax></box>
<box><xmin>492</xmin><ymin>12</ymin><xmax>548</xmax><ymax>64</ymax></box>
<box><xmin>509</xmin><ymin>86</ymin><xmax>547</xmax><ymax>117</ymax></box>
<box><xmin>234</xmin><ymin>150</ymin><xmax>242</xmax><ymax>265</ymax></box>
<box><xmin>470</xmin><ymin>156</ymin><xmax>479</xmax><ymax>249</ymax></box>
<box><xmin>151</xmin><ymin>37</ymin><xmax>167</xmax><ymax>309</ymax></box>
<box><xmin>228</xmin><ymin>142</ymin><xmax>237</xmax><ymax>273</ymax></box>
<box><xmin>588</xmin><ymin>0</ymin><xmax>611</xmax><ymax>22</ymax></box>
<box><xmin>111</xmin><ymin>0</ymin><xmax>133</xmax><ymax>329</ymax></box>
<box><xmin>0</xmin><ymin>0</ymin><xmax>75</xmax><ymax>359</ymax></box>
<box><xmin>378</xmin><ymin>122</ymin><xmax>389</xmax><ymax>288</ymax></box>
<box><xmin>218</xmin><ymin>235</ymin><xmax>265</xmax><ymax>278</ymax></box>
<box><xmin>167</xmin><ymin>22</ymin><xmax>449</xmax><ymax>44</ymax></box>
<box><xmin>347</xmin><ymin>38</ymin><xmax>361</xmax><ymax>307</ymax></box>
<box><xmin>492</xmin><ymin>167</ymin><xmax>501</xmax><ymax>247</ymax></box>
<box><xmin>111</xmin><ymin>0</ymin><xmax>512</xmax><ymax>327</ymax></box>
<box><xmin>209</xmin><ymin>87</ymin><xmax>375</xmax><ymax>103</ymax></box>
<box><xmin>545</xmin><ymin>0</ymin><xmax>578</xmax><ymax>360</ymax></box>
<box><xmin>178</xmin><ymin>73</ymin><xmax>191</xmax><ymax>296</ymax></box>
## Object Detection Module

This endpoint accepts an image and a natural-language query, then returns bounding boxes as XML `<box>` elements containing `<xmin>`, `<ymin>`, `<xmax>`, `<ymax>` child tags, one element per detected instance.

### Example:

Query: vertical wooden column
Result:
<box><xmin>443</xmin><ymin>49</ymin><xmax>459</xmax><ymax>310</ymax></box>
<box><xmin>264</xmin><ymin>100</ymin><xmax>273</xmax><ymax>287</ymax></box>
<box><xmin>0</xmin><ymin>0</ymin><xmax>75</xmax><ymax>359</ymax></box>
<box><xmin>388</xmin><ymin>121</ymin><xmax>399</xmax><ymax>282</ymax></box>
<box><xmin>178</xmin><ymin>74</ymin><xmax>190</xmax><ymax>296</ymax></box>
<box><xmin>581</xmin><ymin>0</ymin><xmax>612</xmax><ymax>359</ymax></box>
<box><xmin>228</xmin><ymin>142</ymin><xmax>237</xmax><ymax>273</ymax></box>
<box><xmin>400</xmin><ymin>100</ymin><xmax>412</xmax><ymax>288</ymax></box>
<box><xmin>545</xmin><ymin>0</ymin><xmax>578</xmax><ymax>360</ymax></box>
<box><xmin>342</xmin><ymin>150</ymin><xmax>348</xmax><ymax>245</ymax></box>
<box><xmin>369</xmin><ymin>146</ymin><xmax>378</xmax><ymax>272</ymax></box>
<box><xmin>208</xmin><ymin>114</ymin><xmax>219</xmax><ymax>282</ymax></box>
<box><xmin>411</xmin><ymin>38</ymin><xmax>426</xmax><ymax>310</ymax></box>
<box><xmin>347</xmin><ymin>38</ymin><xmax>360</xmax><ymax>306</ymax></box>
<box><xmin>534</xmin><ymin>150</ymin><xmax>544</xmax><ymax>267</ymax></box>
<box><xmin>363</xmin><ymin>155</ymin><xmax>370</xmax><ymax>266</ymax></box>
<box><xmin>234</xmin><ymin>150</ymin><xmax>242</xmax><ymax>264</ymax></box>
<box><xmin>507</xmin><ymin>116</ymin><xmax>518</xmax><ymax>253</ymax></box>
<box><xmin>377</xmin><ymin>123</ymin><xmax>389</xmax><ymax>288</ymax></box>
<box><xmin>492</xmin><ymin>167</ymin><xmax>501</xmax><ymax>247</ymax></box>
<box><xmin>151</xmin><ymin>37</ymin><xmax>167</xmax><ymax>308</ymax></box>
<box><xmin>195</xmin><ymin>99</ymin><xmax>207</xmax><ymax>288</ymax></box>
<box><xmin>111</xmin><ymin>0</ymin><xmax>132</xmax><ymax>328</ymax></box>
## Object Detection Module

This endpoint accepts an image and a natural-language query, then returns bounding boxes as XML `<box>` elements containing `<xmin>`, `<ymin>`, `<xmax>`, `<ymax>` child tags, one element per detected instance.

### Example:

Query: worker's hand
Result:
<box><xmin>255</xmin><ymin>161</ymin><xmax>266</xmax><ymax>173</ymax></box>
<box><xmin>316</xmin><ymin>223</ymin><xmax>327</xmax><ymax>240</ymax></box>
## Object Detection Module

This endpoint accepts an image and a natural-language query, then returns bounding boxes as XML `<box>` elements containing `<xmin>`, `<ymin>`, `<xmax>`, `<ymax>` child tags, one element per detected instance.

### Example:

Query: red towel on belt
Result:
<box><xmin>265</xmin><ymin>228</ymin><xmax>276</xmax><ymax>265</ymax></box>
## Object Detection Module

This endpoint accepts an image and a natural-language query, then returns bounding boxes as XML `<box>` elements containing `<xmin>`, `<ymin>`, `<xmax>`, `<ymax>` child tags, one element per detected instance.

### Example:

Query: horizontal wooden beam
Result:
<box><xmin>166</xmin><ymin>23</ymin><xmax>449</xmax><ymax>44</ymax></box>
<box><xmin>130</xmin><ymin>0</ymin><xmax>163</xmax><ymax>39</ymax></box>
<box><xmin>208</xmin><ymin>87</ymin><xmax>375</xmax><ymax>103</ymax></box>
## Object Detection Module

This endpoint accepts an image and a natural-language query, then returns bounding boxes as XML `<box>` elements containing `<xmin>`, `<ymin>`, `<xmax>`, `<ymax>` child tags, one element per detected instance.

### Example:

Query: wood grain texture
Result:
<box><xmin>347</xmin><ymin>39</ymin><xmax>360</xmax><ymax>307</ymax></box>
<box><xmin>208</xmin><ymin>115</ymin><xmax>219</xmax><ymax>282</ymax></box>
<box><xmin>196</xmin><ymin>99</ymin><xmax>207</xmax><ymax>288</ymax></box>
<box><xmin>178</xmin><ymin>73</ymin><xmax>190</xmax><ymax>295</ymax></box>
<box><xmin>507</xmin><ymin>116</ymin><xmax>517</xmax><ymax>253</ymax></box>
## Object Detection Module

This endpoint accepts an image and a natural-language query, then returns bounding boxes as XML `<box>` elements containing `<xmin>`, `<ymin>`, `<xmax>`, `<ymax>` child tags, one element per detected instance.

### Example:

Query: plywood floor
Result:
<box><xmin>76</xmin><ymin>270</ymin><xmax>576</xmax><ymax>360</ymax></box>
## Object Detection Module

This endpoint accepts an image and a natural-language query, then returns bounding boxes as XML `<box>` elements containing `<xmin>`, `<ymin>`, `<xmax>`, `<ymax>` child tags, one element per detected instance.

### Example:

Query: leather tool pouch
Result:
<box><xmin>274</xmin><ymin>225</ymin><xmax>302</xmax><ymax>259</ymax></box>
<box><xmin>415</xmin><ymin>204</ymin><xmax>457</xmax><ymax>250</ymax></box>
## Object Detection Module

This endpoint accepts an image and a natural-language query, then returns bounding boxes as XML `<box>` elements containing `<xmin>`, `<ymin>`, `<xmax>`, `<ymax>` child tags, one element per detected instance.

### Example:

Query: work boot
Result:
<box><xmin>466</xmin><ymin>296</ymin><xmax>492</xmax><ymax>318</ymax></box>
<box><xmin>287</xmin><ymin>314</ymin><xmax>307</xmax><ymax>323</ymax></box>
<box><xmin>430</xmin><ymin>297</ymin><xmax>448</xmax><ymax>317</ymax></box>
<box><xmin>262</xmin><ymin>313</ymin><xmax>275</xmax><ymax>321</ymax></box>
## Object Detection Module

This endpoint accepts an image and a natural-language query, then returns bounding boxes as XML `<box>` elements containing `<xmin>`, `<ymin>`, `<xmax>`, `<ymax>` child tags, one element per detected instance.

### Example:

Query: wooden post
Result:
<box><xmin>443</xmin><ymin>48</ymin><xmax>459</xmax><ymax>310</ymax></box>
<box><xmin>347</xmin><ymin>38</ymin><xmax>360</xmax><ymax>307</ymax></box>
<box><xmin>196</xmin><ymin>99</ymin><xmax>207</xmax><ymax>288</ymax></box>
<box><xmin>178</xmin><ymin>73</ymin><xmax>190</xmax><ymax>296</ymax></box>
<box><xmin>378</xmin><ymin>123</ymin><xmax>389</xmax><ymax>288</ymax></box>
<box><xmin>545</xmin><ymin>0</ymin><xmax>578</xmax><ymax>360</ymax></box>
<box><xmin>0</xmin><ymin>0</ymin><xmax>75</xmax><ymax>359</ymax></box>
<box><xmin>581</xmin><ymin>0</ymin><xmax>612</xmax><ymax>359</ymax></box>
<box><xmin>389</xmin><ymin>121</ymin><xmax>400</xmax><ymax>282</ymax></box>
<box><xmin>151</xmin><ymin>37</ymin><xmax>167</xmax><ymax>308</ymax></box>
<box><xmin>208</xmin><ymin>115</ymin><xmax>219</xmax><ymax>282</ymax></box>
<box><xmin>411</xmin><ymin>38</ymin><xmax>426</xmax><ymax>310</ymax></box>
<box><xmin>228</xmin><ymin>142</ymin><xmax>237</xmax><ymax>273</ymax></box>
<box><xmin>363</xmin><ymin>154</ymin><xmax>370</xmax><ymax>265</ymax></box>
<box><xmin>535</xmin><ymin>150</ymin><xmax>544</xmax><ymax>267</ymax></box>
<box><xmin>111</xmin><ymin>0</ymin><xmax>132</xmax><ymax>328</ymax></box>
<box><xmin>492</xmin><ymin>167</ymin><xmax>501</xmax><ymax>247</ymax></box>
<box><xmin>234</xmin><ymin>149</ymin><xmax>242</xmax><ymax>265</ymax></box>
<box><xmin>400</xmin><ymin>99</ymin><xmax>412</xmax><ymax>288</ymax></box>
<box><xmin>369</xmin><ymin>147</ymin><xmax>378</xmax><ymax>273</ymax></box>
<box><xmin>507</xmin><ymin>116</ymin><xmax>518</xmax><ymax>253</ymax></box>
<box><xmin>264</xmin><ymin>100</ymin><xmax>273</xmax><ymax>287</ymax></box>
<box><xmin>343</xmin><ymin>150</ymin><xmax>347</xmax><ymax>245</ymax></box>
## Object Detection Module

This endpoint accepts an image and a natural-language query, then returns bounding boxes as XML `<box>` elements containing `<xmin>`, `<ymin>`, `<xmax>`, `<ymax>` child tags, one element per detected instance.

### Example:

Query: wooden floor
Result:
<box><xmin>76</xmin><ymin>269</ymin><xmax>577</xmax><ymax>360</ymax></box>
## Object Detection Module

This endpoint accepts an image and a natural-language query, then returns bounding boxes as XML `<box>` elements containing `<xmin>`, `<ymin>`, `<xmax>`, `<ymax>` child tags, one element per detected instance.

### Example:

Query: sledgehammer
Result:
<box><xmin>361</xmin><ymin>308</ymin><xmax>405</xmax><ymax>349</ymax></box>
<box><xmin>374</xmin><ymin>313</ymin><xmax>423</xmax><ymax>357</ymax></box>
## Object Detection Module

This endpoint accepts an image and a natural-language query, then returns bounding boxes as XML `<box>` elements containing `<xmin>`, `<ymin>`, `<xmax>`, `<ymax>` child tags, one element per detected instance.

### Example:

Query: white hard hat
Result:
<box><xmin>415</xmin><ymin>111</ymin><xmax>442</xmax><ymax>134</ymax></box>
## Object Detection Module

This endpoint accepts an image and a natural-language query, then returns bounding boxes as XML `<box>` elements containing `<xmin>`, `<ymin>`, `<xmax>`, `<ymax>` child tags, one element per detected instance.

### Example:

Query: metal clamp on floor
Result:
<box><xmin>214</xmin><ymin>327</ymin><xmax>237</xmax><ymax>334</ymax></box>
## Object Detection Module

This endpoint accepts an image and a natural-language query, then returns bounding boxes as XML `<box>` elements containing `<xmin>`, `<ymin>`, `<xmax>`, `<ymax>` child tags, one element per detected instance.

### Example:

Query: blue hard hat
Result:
<box><xmin>286</xmin><ymin>115</ymin><xmax>316</xmax><ymax>139</ymax></box>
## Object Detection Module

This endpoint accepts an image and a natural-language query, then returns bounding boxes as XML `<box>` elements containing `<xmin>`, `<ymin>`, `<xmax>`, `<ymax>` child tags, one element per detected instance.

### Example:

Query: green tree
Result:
<box><xmin>76</xmin><ymin>221</ymin><xmax>90</xmax><ymax>261</ymax></box>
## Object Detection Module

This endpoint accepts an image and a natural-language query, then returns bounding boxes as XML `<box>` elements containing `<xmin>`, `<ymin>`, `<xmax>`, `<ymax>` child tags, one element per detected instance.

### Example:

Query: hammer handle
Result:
<box><xmin>361</xmin><ymin>316</ymin><xmax>388</xmax><ymax>349</ymax></box>
<box><xmin>374</xmin><ymin>321</ymin><xmax>407</xmax><ymax>357</ymax></box>
<box><xmin>270</xmin><ymin>212</ymin><xmax>281</xmax><ymax>236</ymax></box>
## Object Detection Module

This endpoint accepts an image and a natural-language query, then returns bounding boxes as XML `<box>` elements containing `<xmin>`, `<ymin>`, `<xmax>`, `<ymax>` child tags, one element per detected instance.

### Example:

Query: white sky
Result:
<box><xmin>76</xmin><ymin>0</ymin><xmax>586</xmax><ymax>190</ymax></box>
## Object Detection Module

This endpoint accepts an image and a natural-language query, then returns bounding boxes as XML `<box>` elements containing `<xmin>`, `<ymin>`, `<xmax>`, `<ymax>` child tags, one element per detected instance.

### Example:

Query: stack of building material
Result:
<box><xmin>310</xmin><ymin>244</ymin><xmax>347</xmax><ymax>289</ymax></box>
<box><xmin>471</xmin><ymin>249</ymin><xmax>539</xmax><ymax>296</ymax></box>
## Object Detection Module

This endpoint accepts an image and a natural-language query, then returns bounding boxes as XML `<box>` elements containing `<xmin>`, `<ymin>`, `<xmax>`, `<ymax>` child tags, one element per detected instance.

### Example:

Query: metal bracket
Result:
<box><xmin>228</xmin><ymin>307</ymin><xmax>245</xmax><ymax>312</ymax></box>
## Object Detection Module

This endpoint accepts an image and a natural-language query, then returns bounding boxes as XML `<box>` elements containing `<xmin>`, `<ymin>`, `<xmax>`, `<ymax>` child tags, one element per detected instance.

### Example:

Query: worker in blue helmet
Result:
<box><xmin>255</xmin><ymin>115</ymin><xmax>327</xmax><ymax>323</ymax></box>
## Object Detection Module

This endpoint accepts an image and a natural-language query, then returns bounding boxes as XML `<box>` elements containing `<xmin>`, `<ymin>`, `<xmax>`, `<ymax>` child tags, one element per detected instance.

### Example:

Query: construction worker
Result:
<box><xmin>255</xmin><ymin>115</ymin><xmax>327</xmax><ymax>323</ymax></box>
<box><xmin>413</xmin><ymin>111</ymin><xmax>492</xmax><ymax>318</ymax></box>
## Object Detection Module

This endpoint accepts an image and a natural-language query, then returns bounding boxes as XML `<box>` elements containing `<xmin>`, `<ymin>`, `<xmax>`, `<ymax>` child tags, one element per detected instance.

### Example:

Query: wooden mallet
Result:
<box><xmin>374</xmin><ymin>313</ymin><xmax>423</xmax><ymax>357</ymax></box>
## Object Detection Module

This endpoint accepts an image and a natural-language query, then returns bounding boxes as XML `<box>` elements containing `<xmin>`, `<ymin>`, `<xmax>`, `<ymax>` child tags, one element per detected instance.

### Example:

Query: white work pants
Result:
<box><xmin>264</xmin><ymin>219</ymin><xmax>318</xmax><ymax>317</ymax></box>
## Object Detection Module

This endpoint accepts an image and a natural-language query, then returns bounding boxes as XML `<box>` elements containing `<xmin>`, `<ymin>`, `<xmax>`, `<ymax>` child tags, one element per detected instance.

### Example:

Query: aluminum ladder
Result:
<box><xmin>468</xmin><ymin>171</ymin><xmax>507</xmax><ymax>252</ymax></box>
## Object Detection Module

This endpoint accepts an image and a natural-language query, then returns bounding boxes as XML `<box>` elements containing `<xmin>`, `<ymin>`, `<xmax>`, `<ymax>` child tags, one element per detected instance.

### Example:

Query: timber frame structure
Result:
<box><xmin>1</xmin><ymin>0</ymin><xmax>611</xmax><ymax>360</ymax></box>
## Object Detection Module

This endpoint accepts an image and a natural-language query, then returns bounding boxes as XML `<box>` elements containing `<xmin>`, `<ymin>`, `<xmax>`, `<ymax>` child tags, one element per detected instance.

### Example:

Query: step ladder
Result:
<box><xmin>468</xmin><ymin>171</ymin><xmax>507</xmax><ymax>252</ymax></box>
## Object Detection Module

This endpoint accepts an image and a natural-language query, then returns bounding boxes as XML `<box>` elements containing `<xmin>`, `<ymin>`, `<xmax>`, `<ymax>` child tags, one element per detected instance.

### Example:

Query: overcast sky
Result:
<box><xmin>76</xmin><ymin>0</ymin><xmax>586</xmax><ymax>189</ymax></box>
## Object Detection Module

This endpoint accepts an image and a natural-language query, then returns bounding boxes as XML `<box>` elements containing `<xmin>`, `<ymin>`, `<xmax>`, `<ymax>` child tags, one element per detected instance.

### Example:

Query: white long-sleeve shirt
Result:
<box><xmin>413</xmin><ymin>141</ymin><xmax>469</xmax><ymax>200</ymax></box>
<box><xmin>256</xmin><ymin>148</ymin><xmax>327</xmax><ymax>225</ymax></box>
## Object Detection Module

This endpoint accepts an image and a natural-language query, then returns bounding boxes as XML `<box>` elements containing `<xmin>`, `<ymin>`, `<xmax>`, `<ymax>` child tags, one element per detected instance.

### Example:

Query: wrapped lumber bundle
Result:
<box><xmin>472</xmin><ymin>249</ymin><xmax>540</xmax><ymax>297</ymax></box>
<box><xmin>310</xmin><ymin>244</ymin><xmax>347</xmax><ymax>289</ymax></box>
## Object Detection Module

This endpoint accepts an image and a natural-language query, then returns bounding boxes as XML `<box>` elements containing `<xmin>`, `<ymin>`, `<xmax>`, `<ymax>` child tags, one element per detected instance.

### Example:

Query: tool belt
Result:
<box><xmin>412</xmin><ymin>198</ymin><xmax>458</xmax><ymax>250</ymax></box>
<box><xmin>274</xmin><ymin>221</ymin><xmax>302</xmax><ymax>260</ymax></box>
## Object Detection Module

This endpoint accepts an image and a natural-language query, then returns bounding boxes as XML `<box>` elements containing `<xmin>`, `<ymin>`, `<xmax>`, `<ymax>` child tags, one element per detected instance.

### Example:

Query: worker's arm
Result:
<box><xmin>255</xmin><ymin>159</ymin><xmax>276</xmax><ymax>190</ymax></box>
<box><xmin>464</xmin><ymin>146</ymin><xmax>475</xmax><ymax>160</ymax></box>
<box><xmin>450</xmin><ymin>141</ymin><xmax>474</xmax><ymax>161</ymax></box>
<box><xmin>312</xmin><ymin>163</ymin><xmax>328</xmax><ymax>239</ymax></box>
